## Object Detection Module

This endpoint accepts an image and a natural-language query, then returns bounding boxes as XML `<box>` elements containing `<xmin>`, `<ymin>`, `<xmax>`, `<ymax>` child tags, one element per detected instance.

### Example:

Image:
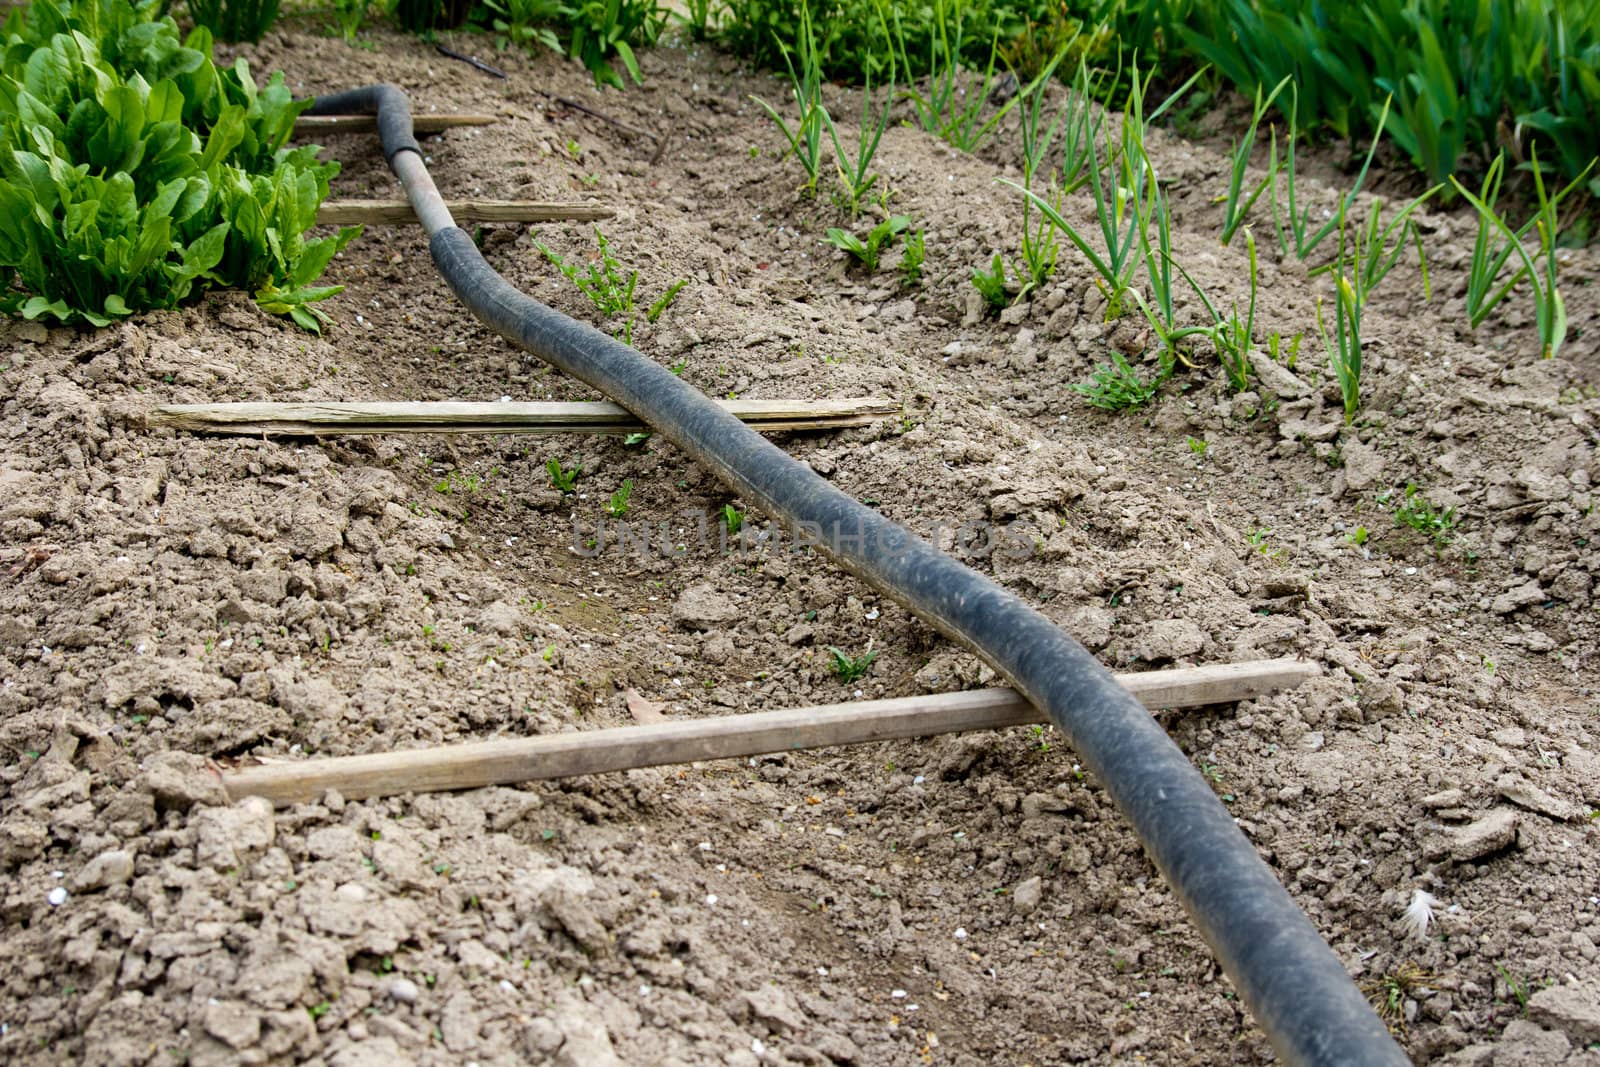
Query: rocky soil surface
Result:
<box><xmin>2</xmin><ymin>17</ymin><xmax>1598</xmax><ymax>1067</ymax></box>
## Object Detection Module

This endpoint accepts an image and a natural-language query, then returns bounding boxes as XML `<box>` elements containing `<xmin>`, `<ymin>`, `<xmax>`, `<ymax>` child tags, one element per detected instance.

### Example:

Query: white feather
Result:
<box><xmin>1403</xmin><ymin>889</ymin><xmax>1438</xmax><ymax>940</ymax></box>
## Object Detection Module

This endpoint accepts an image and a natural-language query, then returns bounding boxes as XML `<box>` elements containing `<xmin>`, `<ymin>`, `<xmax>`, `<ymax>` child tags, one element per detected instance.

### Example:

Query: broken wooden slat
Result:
<box><xmin>316</xmin><ymin>199</ymin><xmax>614</xmax><ymax>226</ymax></box>
<box><xmin>145</xmin><ymin>398</ymin><xmax>899</xmax><ymax>437</ymax></box>
<box><xmin>294</xmin><ymin>113</ymin><xmax>496</xmax><ymax>135</ymax></box>
<box><xmin>221</xmin><ymin>659</ymin><xmax>1321</xmax><ymax>806</ymax></box>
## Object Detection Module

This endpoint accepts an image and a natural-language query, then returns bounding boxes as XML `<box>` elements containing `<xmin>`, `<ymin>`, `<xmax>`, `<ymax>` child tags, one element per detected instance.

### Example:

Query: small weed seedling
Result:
<box><xmin>899</xmin><ymin>228</ymin><xmax>926</xmax><ymax>286</ymax></box>
<box><xmin>1247</xmin><ymin>527</ymin><xmax>1286</xmax><ymax>561</ymax></box>
<box><xmin>647</xmin><ymin>278</ymin><xmax>688</xmax><ymax>322</ymax></box>
<box><xmin>536</xmin><ymin>228</ymin><xmax>637</xmax><ymax>336</ymax></box>
<box><xmin>546</xmin><ymin>458</ymin><xmax>580</xmax><ymax>493</ymax></box>
<box><xmin>536</xmin><ymin>228</ymin><xmax>685</xmax><ymax>343</ymax></box>
<box><xmin>605</xmin><ymin>479</ymin><xmax>633</xmax><ymax>518</ymax></box>
<box><xmin>1392</xmin><ymin>484</ymin><xmax>1456</xmax><ymax>547</ymax></box>
<box><xmin>1365</xmin><ymin>962</ymin><xmax>1436</xmax><ymax>1031</ymax></box>
<box><xmin>1074</xmin><ymin>351</ymin><xmax>1162</xmax><ymax>411</ymax></box>
<box><xmin>720</xmin><ymin>504</ymin><xmax>745</xmax><ymax>535</ymax></box>
<box><xmin>828</xmin><ymin>644</ymin><xmax>878</xmax><ymax>683</ymax></box>
<box><xmin>1345</xmin><ymin>525</ymin><xmax>1369</xmax><ymax>546</ymax></box>
<box><xmin>825</xmin><ymin>216</ymin><xmax>911</xmax><ymax>273</ymax></box>
<box><xmin>1494</xmin><ymin>965</ymin><xmax>1531</xmax><ymax>1018</ymax></box>
<box><xmin>971</xmin><ymin>252</ymin><xmax>1010</xmax><ymax>312</ymax></box>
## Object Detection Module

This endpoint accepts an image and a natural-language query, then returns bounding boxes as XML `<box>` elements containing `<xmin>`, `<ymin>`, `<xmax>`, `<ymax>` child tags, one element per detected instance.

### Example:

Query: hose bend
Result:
<box><xmin>307</xmin><ymin>86</ymin><xmax>1407</xmax><ymax>1067</ymax></box>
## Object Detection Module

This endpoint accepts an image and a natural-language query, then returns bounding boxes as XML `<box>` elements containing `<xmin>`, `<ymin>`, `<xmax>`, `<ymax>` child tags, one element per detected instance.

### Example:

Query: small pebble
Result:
<box><xmin>705</xmin><ymin>894</ymin><xmax>718</xmax><ymax>906</ymax></box>
<box><xmin>953</xmin><ymin>928</ymin><xmax>968</xmax><ymax>940</ymax></box>
<box><xmin>891</xmin><ymin>989</ymin><xmax>907</xmax><ymax>999</ymax></box>
<box><xmin>386</xmin><ymin>978</ymin><xmax>420</xmax><ymax>1004</ymax></box>
<box><xmin>47</xmin><ymin>887</ymin><xmax>68</xmax><ymax>907</ymax></box>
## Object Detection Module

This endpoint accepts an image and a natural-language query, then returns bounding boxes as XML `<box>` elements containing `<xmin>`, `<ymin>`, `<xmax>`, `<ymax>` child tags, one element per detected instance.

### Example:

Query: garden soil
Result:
<box><xmin>3</xmin><ymin>19</ymin><xmax>1599</xmax><ymax>1067</ymax></box>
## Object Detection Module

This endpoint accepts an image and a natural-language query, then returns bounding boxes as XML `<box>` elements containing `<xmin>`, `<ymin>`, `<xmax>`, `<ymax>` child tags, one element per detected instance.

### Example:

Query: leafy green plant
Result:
<box><xmin>547</xmin><ymin>457</ymin><xmax>580</xmax><ymax>493</ymax></box>
<box><xmin>970</xmin><ymin>252</ymin><xmax>1009</xmax><ymax>312</ymax></box>
<box><xmin>750</xmin><ymin>1</ymin><xmax>829</xmax><ymax>197</ymax></box>
<box><xmin>1452</xmin><ymin>147</ymin><xmax>1595</xmax><ymax>360</ymax></box>
<box><xmin>1218</xmin><ymin>75</ymin><xmax>1288</xmax><ymax>246</ymax></box>
<box><xmin>535</xmin><ymin>227</ymin><xmax>682</xmax><ymax>343</ymax></box>
<box><xmin>828</xmin><ymin>644</ymin><xmax>877</xmax><ymax>683</ymax></box>
<box><xmin>1393</xmin><ymin>483</ymin><xmax>1456</xmax><ymax>547</ymax></box>
<box><xmin>536</xmin><ymin>228</ymin><xmax>638</xmax><ymax>335</ymax></box>
<box><xmin>1183</xmin><ymin>0</ymin><xmax>1600</xmax><ymax>190</ymax></box>
<box><xmin>1074</xmin><ymin>351</ymin><xmax>1163</xmax><ymax>411</ymax></box>
<box><xmin>720</xmin><ymin>503</ymin><xmax>745</xmax><ymax>534</ymax></box>
<box><xmin>333</xmin><ymin>0</ymin><xmax>371</xmax><ymax>43</ymax></box>
<box><xmin>605</xmin><ymin>478</ymin><xmax>634</xmax><ymax>517</ymax></box>
<box><xmin>485</xmin><ymin>0</ymin><xmax>562</xmax><ymax>52</ymax></box>
<box><xmin>899</xmin><ymin>227</ymin><xmax>925</xmax><ymax>286</ymax></box>
<box><xmin>562</xmin><ymin>0</ymin><xmax>667</xmax><ymax>88</ymax></box>
<box><xmin>824</xmin><ymin>214</ymin><xmax>909</xmax><ymax>272</ymax></box>
<box><xmin>0</xmin><ymin>12</ymin><xmax>357</xmax><ymax>330</ymax></box>
<box><xmin>186</xmin><ymin>0</ymin><xmax>281</xmax><ymax>43</ymax></box>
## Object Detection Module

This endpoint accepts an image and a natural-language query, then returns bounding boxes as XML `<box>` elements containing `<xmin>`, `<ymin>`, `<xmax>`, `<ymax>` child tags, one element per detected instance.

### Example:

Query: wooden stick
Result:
<box><xmin>294</xmin><ymin>113</ymin><xmax>496</xmax><ymax>135</ymax></box>
<box><xmin>222</xmin><ymin>659</ymin><xmax>1320</xmax><ymax>806</ymax></box>
<box><xmin>316</xmin><ymin>199</ymin><xmax>614</xmax><ymax>226</ymax></box>
<box><xmin>145</xmin><ymin>398</ymin><xmax>899</xmax><ymax>437</ymax></box>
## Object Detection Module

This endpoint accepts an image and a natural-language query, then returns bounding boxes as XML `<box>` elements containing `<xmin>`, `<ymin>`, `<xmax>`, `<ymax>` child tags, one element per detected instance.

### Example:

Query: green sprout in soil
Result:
<box><xmin>546</xmin><ymin>458</ymin><xmax>579</xmax><ymax>493</ymax></box>
<box><xmin>828</xmin><ymin>644</ymin><xmax>877</xmax><ymax>683</ymax></box>
<box><xmin>605</xmin><ymin>479</ymin><xmax>633</xmax><ymax>518</ymax></box>
<box><xmin>535</xmin><ymin>227</ymin><xmax>685</xmax><ymax>344</ymax></box>
<box><xmin>720</xmin><ymin>504</ymin><xmax>745</xmax><ymax>535</ymax></box>
<box><xmin>970</xmin><ymin>252</ymin><xmax>1009</xmax><ymax>312</ymax></box>
<box><xmin>825</xmin><ymin>215</ymin><xmax>911</xmax><ymax>272</ymax></box>
<box><xmin>899</xmin><ymin>228</ymin><xmax>925</xmax><ymax>286</ymax></box>
<box><xmin>1074</xmin><ymin>351</ymin><xmax>1163</xmax><ymax>411</ymax></box>
<box><xmin>1391</xmin><ymin>484</ymin><xmax>1456</xmax><ymax>547</ymax></box>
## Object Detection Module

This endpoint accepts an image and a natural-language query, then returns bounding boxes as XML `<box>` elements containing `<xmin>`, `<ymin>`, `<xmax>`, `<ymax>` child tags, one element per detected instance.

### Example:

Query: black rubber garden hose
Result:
<box><xmin>308</xmin><ymin>85</ymin><xmax>1408</xmax><ymax>1067</ymax></box>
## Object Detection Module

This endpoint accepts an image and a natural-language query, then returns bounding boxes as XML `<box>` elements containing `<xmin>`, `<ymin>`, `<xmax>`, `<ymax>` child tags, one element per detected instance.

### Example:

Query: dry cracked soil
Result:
<box><xmin>2</xmin><ymin>17</ymin><xmax>1600</xmax><ymax>1067</ymax></box>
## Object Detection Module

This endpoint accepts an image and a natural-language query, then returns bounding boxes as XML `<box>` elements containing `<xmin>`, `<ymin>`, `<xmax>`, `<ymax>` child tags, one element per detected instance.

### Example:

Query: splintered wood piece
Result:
<box><xmin>221</xmin><ymin>659</ymin><xmax>1321</xmax><ymax>806</ymax></box>
<box><xmin>294</xmin><ymin>113</ymin><xmax>496</xmax><ymax>135</ymax></box>
<box><xmin>144</xmin><ymin>398</ymin><xmax>899</xmax><ymax>437</ymax></box>
<box><xmin>315</xmin><ymin>199</ymin><xmax>613</xmax><ymax>226</ymax></box>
